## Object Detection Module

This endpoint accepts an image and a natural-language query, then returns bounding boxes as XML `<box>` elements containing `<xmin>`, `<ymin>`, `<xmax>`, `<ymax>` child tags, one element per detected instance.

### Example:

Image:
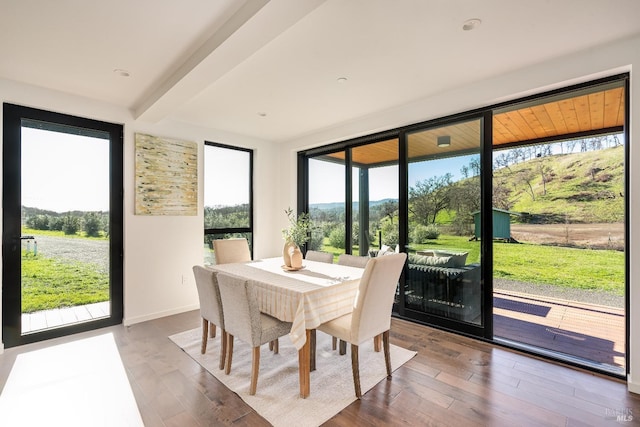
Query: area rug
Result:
<box><xmin>169</xmin><ymin>328</ymin><xmax>416</xmax><ymax>427</ymax></box>
<box><xmin>0</xmin><ymin>333</ymin><xmax>144</xmax><ymax>427</ymax></box>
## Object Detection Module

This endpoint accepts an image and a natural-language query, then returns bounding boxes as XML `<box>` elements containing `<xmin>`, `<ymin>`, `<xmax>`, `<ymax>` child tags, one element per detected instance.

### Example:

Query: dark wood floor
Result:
<box><xmin>1</xmin><ymin>310</ymin><xmax>638</xmax><ymax>426</ymax></box>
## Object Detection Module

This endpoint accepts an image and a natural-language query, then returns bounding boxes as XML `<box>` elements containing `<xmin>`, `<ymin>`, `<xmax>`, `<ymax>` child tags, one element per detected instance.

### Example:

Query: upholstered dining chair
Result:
<box><xmin>330</xmin><ymin>253</ymin><xmax>371</xmax><ymax>352</ymax></box>
<box><xmin>314</xmin><ymin>252</ymin><xmax>407</xmax><ymax>398</ymax></box>
<box><xmin>192</xmin><ymin>265</ymin><xmax>227</xmax><ymax>370</ymax></box>
<box><xmin>305</xmin><ymin>250</ymin><xmax>333</xmax><ymax>264</ymax></box>
<box><xmin>213</xmin><ymin>238</ymin><xmax>251</xmax><ymax>264</ymax></box>
<box><xmin>337</xmin><ymin>253</ymin><xmax>370</xmax><ymax>268</ymax></box>
<box><xmin>217</xmin><ymin>272</ymin><xmax>293</xmax><ymax>395</ymax></box>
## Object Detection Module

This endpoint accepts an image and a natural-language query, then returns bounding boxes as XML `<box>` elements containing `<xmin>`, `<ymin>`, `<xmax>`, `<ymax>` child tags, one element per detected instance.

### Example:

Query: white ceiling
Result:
<box><xmin>2</xmin><ymin>0</ymin><xmax>640</xmax><ymax>143</ymax></box>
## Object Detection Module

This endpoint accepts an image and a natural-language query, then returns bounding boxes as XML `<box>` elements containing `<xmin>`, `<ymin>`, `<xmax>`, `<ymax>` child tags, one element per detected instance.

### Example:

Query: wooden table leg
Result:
<box><xmin>298</xmin><ymin>329</ymin><xmax>311</xmax><ymax>398</ymax></box>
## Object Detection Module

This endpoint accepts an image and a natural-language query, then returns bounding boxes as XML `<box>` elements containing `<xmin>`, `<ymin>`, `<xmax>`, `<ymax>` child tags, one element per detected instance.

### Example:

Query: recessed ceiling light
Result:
<box><xmin>437</xmin><ymin>135</ymin><xmax>451</xmax><ymax>147</ymax></box>
<box><xmin>462</xmin><ymin>18</ymin><xmax>481</xmax><ymax>31</ymax></box>
<box><xmin>337</xmin><ymin>77</ymin><xmax>348</xmax><ymax>83</ymax></box>
<box><xmin>257</xmin><ymin>112</ymin><xmax>267</xmax><ymax>117</ymax></box>
<box><xmin>113</xmin><ymin>68</ymin><xmax>130</xmax><ymax>77</ymax></box>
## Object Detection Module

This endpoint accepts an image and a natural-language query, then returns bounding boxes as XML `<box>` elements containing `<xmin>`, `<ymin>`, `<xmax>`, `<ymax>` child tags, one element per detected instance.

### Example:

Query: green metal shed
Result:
<box><xmin>473</xmin><ymin>208</ymin><xmax>517</xmax><ymax>240</ymax></box>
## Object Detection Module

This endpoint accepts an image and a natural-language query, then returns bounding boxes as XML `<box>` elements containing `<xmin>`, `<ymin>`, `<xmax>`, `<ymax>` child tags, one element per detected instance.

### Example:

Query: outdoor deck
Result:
<box><xmin>494</xmin><ymin>290</ymin><xmax>625</xmax><ymax>373</ymax></box>
<box><xmin>21</xmin><ymin>301</ymin><xmax>110</xmax><ymax>334</ymax></box>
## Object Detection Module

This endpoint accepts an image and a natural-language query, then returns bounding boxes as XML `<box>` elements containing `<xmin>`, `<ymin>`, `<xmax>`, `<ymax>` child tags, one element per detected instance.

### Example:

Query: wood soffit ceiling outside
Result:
<box><xmin>323</xmin><ymin>86</ymin><xmax>625</xmax><ymax>167</ymax></box>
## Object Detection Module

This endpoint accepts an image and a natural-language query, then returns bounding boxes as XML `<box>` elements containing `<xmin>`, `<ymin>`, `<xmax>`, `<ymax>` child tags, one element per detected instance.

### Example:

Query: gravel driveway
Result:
<box><xmin>24</xmin><ymin>234</ymin><xmax>109</xmax><ymax>273</ymax></box>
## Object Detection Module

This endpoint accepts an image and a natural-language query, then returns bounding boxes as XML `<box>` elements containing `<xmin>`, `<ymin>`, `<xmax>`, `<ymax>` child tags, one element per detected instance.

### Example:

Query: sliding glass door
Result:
<box><xmin>298</xmin><ymin>74</ymin><xmax>628</xmax><ymax>375</ymax></box>
<box><xmin>402</xmin><ymin>116</ymin><xmax>488</xmax><ymax>335</ymax></box>
<box><xmin>491</xmin><ymin>79</ymin><xmax>628</xmax><ymax>375</ymax></box>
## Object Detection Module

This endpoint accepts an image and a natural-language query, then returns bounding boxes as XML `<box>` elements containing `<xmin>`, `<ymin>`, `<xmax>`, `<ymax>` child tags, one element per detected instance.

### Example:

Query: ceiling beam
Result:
<box><xmin>133</xmin><ymin>0</ymin><xmax>327</xmax><ymax>123</ymax></box>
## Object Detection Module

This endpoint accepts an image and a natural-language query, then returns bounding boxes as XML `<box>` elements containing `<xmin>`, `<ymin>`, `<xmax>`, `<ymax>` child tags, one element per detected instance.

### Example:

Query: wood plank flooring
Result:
<box><xmin>1</xmin><ymin>310</ymin><xmax>638</xmax><ymax>426</ymax></box>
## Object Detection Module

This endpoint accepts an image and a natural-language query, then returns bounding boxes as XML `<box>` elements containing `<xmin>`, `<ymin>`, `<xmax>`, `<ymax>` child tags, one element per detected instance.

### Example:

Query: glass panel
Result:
<box><xmin>308</xmin><ymin>155</ymin><xmax>345</xmax><ymax>258</ymax></box>
<box><xmin>352</xmin><ymin>140</ymin><xmax>399</xmax><ymax>256</ymax></box>
<box><xmin>203</xmin><ymin>144</ymin><xmax>252</xmax><ymax>263</ymax></box>
<box><xmin>204</xmin><ymin>145</ymin><xmax>251</xmax><ymax>229</ymax></box>
<box><xmin>492</xmin><ymin>135</ymin><xmax>626</xmax><ymax>375</ymax></box>
<box><xmin>21</xmin><ymin>125</ymin><xmax>111</xmax><ymax>334</ymax></box>
<box><xmin>406</xmin><ymin>119</ymin><xmax>482</xmax><ymax>325</ymax></box>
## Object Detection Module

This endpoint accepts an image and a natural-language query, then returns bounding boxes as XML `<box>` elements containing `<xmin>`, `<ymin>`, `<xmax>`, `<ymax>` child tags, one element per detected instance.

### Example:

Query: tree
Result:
<box><xmin>379</xmin><ymin>200</ymin><xmax>398</xmax><ymax>224</ymax></box>
<box><xmin>83</xmin><ymin>212</ymin><xmax>101</xmax><ymax>237</ymax></box>
<box><xmin>409</xmin><ymin>174</ymin><xmax>452</xmax><ymax>225</ymax></box>
<box><xmin>26</xmin><ymin>214</ymin><xmax>49</xmax><ymax>230</ymax></box>
<box><xmin>516</xmin><ymin>168</ymin><xmax>537</xmax><ymax>201</ymax></box>
<box><xmin>62</xmin><ymin>213</ymin><xmax>80</xmax><ymax>235</ymax></box>
<box><xmin>538</xmin><ymin>161</ymin><xmax>552</xmax><ymax>196</ymax></box>
<box><xmin>493</xmin><ymin>178</ymin><xmax>512</xmax><ymax>210</ymax></box>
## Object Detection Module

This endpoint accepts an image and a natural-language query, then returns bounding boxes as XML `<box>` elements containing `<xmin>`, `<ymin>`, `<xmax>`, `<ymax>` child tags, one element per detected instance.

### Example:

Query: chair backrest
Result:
<box><xmin>213</xmin><ymin>238</ymin><xmax>251</xmax><ymax>265</ymax></box>
<box><xmin>350</xmin><ymin>252</ymin><xmax>407</xmax><ymax>345</ymax></box>
<box><xmin>337</xmin><ymin>253</ymin><xmax>370</xmax><ymax>268</ymax></box>
<box><xmin>305</xmin><ymin>250</ymin><xmax>333</xmax><ymax>264</ymax></box>
<box><xmin>217</xmin><ymin>272</ymin><xmax>262</xmax><ymax>347</ymax></box>
<box><xmin>192</xmin><ymin>265</ymin><xmax>224</xmax><ymax>327</ymax></box>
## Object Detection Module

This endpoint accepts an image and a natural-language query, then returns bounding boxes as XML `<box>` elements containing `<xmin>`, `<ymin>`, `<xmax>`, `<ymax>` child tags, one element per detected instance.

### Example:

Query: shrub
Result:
<box><xmin>328</xmin><ymin>226</ymin><xmax>346</xmax><ymax>249</ymax></box>
<box><xmin>411</xmin><ymin>223</ymin><xmax>440</xmax><ymax>243</ymax></box>
<box><xmin>62</xmin><ymin>214</ymin><xmax>80</xmax><ymax>235</ymax></box>
<box><xmin>26</xmin><ymin>214</ymin><xmax>49</xmax><ymax>230</ymax></box>
<box><xmin>380</xmin><ymin>221</ymin><xmax>399</xmax><ymax>246</ymax></box>
<box><xmin>83</xmin><ymin>212</ymin><xmax>101</xmax><ymax>237</ymax></box>
<box><xmin>49</xmin><ymin>217</ymin><xmax>64</xmax><ymax>231</ymax></box>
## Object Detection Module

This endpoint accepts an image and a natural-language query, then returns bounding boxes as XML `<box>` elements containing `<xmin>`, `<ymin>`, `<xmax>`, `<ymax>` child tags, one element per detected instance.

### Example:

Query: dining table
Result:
<box><xmin>209</xmin><ymin>256</ymin><xmax>365</xmax><ymax>398</ymax></box>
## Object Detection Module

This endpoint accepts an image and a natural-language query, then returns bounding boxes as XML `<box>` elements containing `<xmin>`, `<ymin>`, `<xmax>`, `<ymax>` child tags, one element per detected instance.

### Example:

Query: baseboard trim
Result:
<box><xmin>124</xmin><ymin>304</ymin><xmax>199</xmax><ymax>326</ymax></box>
<box><xmin>628</xmin><ymin>375</ymin><xmax>640</xmax><ymax>394</ymax></box>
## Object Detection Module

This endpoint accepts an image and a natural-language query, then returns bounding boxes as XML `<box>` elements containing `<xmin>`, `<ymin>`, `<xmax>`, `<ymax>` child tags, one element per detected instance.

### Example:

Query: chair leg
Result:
<box><xmin>374</xmin><ymin>334</ymin><xmax>382</xmax><ymax>352</ymax></box>
<box><xmin>273</xmin><ymin>338</ymin><xmax>279</xmax><ymax>354</ymax></box>
<box><xmin>269</xmin><ymin>341</ymin><xmax>274</xmax><ymax>351</ymax></box>
<box><xmin>201</xmin><ymin>318</ymin><xmax>208</xmax><ymax>354</ymax></box>
<box><xmin>219</xmin><ymin>330</ymin><xmax>227</xmax><ymax>370</ymax></box>
<box><xmin>310</xmin><ymin>330</ymin><xmax>316</xmax><ymax>372</ymax></box>
<box><xmin>210</xmin><ymin>322</ymin><xmax>216</xmax><ymax>338</ymax></box>
<box><xmin>339</xmin><ymin>339</ymin><xmax>347</xmax><ymax>355</ymax></box>
<box><xmin>225</xmin><ymin>334</ymin><xmax>234</xmax><ymax>375</ymax></box>
<box><xmin>383</xmin><ymin>330</ymin><xmax>392</xmax><ymax>378</ymax></box>
<box><xmin>250</xmin><ymin>346</ymin><xmax>260</xmax><ymax>395</ymax></box>
<box><xmin>350</xmin><ymin>344</ymin><xmax>361</xmax><ymax>398</ymax></box>
<box><xmin>332</xmin><ymin>336</ymin><xmax>337</xmax><ymax>350</ymax></box>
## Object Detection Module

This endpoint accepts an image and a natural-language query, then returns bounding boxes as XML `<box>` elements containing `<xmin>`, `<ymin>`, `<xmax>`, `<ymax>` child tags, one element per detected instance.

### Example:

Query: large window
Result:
<box><xmin>203</xmin><ymin>142</ymin><xmax>253</xmax><ymax>264</ymax></box>
<box><xmin>299</xmin><ymin>73</ymin><xmax>629</xmax><ymax>378</ymax></box>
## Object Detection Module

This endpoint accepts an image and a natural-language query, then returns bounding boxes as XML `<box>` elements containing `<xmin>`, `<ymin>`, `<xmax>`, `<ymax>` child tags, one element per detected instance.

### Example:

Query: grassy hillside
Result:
<box><xmin>493</xmin><ymin>146</ymin><xmax>624</xmax><ymax>223</ymax></box>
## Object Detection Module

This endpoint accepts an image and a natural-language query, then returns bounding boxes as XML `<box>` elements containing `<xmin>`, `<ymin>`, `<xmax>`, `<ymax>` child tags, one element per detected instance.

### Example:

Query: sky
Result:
<box><xmin>21</xmin><ymin>127</ymin><xmax>110</xmax><ymax>213</ymax></box>
<box><xmin>308</xmin><ymin>154</ymin><xmax>477</xmax><ymax>204</ymax></box>
<box><xmin>203</xmin><ymin>145</ymin><xmax>250</xmax><ymax>206</ymax></box>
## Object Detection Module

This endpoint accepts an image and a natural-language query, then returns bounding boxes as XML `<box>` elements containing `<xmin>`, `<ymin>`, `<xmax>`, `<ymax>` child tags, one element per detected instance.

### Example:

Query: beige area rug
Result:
<box><xmin>0</xmin><ymin>333</ymin><xmax>144</xmax><ymax>427</ymax></box>
<box><xmin>169</xmin><ymin>328</ymin><xmax>416</xmax><ymax>427</ymax></box>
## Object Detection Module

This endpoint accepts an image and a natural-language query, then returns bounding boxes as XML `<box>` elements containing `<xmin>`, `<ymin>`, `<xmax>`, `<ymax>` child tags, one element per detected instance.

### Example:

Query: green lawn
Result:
<box><xmin>21</xmin><ymin>251</ymin><xmax>109</xmax><ymax>313</ymax></box>
<box><xmin>319</xmin><ymin>234</ymin><xmax>624</xmax><ymax>295</ymax></box>
<box><xmin>22</xmin><ymin>227</ymin><xmax>108</xmax><ymax>240</ymax></box>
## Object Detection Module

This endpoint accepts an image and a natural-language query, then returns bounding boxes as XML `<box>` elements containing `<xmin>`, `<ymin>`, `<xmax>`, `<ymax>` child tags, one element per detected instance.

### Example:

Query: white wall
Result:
<box><xmin>1</xmin><ymin>32</ymin><xmax>638</xmax><ymax>393</ymax></box>
<box><xmin>0</xmin><ymin>78</ymin><xmax>281</xmax><ymax>339</ymax></box>
<box><xmin>277</xmin><ymin>34</ymin><xmax>640</xmax><ymax>393</ymax></box>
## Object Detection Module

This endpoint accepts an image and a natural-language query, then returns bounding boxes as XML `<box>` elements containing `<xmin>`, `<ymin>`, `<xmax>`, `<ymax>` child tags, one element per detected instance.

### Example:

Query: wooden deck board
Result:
<box><xmin>493</xmin><ymin>292</ymin><xmax>625</xmax><ymax>370</ymax></box>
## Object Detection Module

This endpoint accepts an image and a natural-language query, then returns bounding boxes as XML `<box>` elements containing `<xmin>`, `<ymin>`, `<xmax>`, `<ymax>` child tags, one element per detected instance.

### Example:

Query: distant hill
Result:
<box><xmin>309</xmin><ymin>147</ymin><xmax>624</xmax><ymax>225</ymax></box>
<box><xmin>493</xmin><ymin>146</ymin><xmax>624</xmax><ymax>223</ymax></box>
<box><xmin>310</xmin><ymin>198</ymin><xmax>397</xmax><ymax>211</ymax></box>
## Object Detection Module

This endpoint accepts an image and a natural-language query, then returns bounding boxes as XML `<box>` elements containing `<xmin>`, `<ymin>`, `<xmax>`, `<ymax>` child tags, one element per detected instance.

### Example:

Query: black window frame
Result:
<box><xmin>297</xmin><ymin>72</ymin><xmax>629</xmax><ymax>379</ymax></box>
<box><xmin>203</xmin><ymin>141</ymin><xmax>254</xmax><ymax>258</ymax></box>
<box><xmin>2</xmin><ymin>103</ymin><xmax>124</xmax><ymax>348</ymax></box>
